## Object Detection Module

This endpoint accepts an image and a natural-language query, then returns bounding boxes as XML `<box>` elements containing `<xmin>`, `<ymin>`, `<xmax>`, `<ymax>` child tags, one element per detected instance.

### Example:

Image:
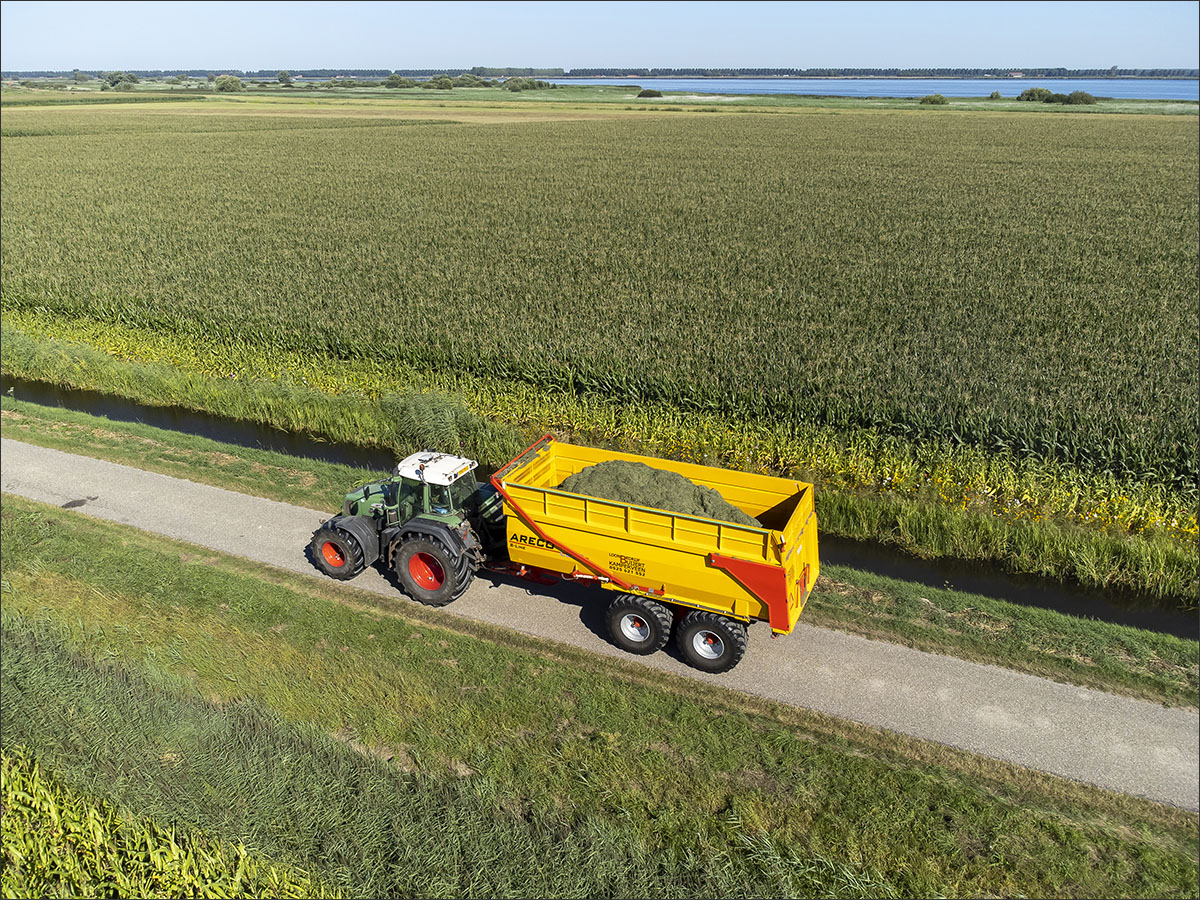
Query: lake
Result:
<box><xmin>548</xmin><ymin>77</ymin><xmax>1199</xmax><ymax>101</ymax></box>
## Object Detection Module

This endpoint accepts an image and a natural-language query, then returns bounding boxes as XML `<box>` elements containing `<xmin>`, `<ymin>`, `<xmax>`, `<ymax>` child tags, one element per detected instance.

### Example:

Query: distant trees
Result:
<box><xmin>504</xmin><ymin>78</ymin><xmax>556</xmax><ymax>92</ymax></box>
<box><xmin>383</xmin><ymin>72</ymin><xmax>495</xmax><ymax>90</ymax></box>
<box><xmin>214</xmin><ymin>75</ymin><xmax>244</xmax><ymax>92</ymax></box>
<box><xmin>277</xmin><ymin>70</ymin><xmax>292</xmax><ymax>85</ymax></box>
<box><xmin>468</xmin><ymin>67</ymin><xmax>564</xmax><ymax>77</ymax></box>
<box><xmin>450</xmin><ymin>73</ymin><xmax>495</xmax><ymax>88</ymax></box>
<box><xmin>1017</xmin><ymin>87</ymin><xmax>1054</xmax><ymax>101</ymax></box>
<box><xmin>1018</xmin><ymin>86</ymin><xmax>1097</xmax><ymax>105</ymax></box>
<box><xmin>989</xmin><ymin>90</ymin><xmax>1003</xmax><ymax>99</ymax></box>
<box><xmin>919</xmin><ymin>93</ymin><xmax>949</xmax><ymax>105</ymax></box>
<box><xmin>99</xmin><ymin>71</ymin><xmax>138</xmax><ymax>88</ymax></box>
<box><xmin>637</xmin><ymin>89</ymin><xmax>663</xmax><ymax>98</ymax></box>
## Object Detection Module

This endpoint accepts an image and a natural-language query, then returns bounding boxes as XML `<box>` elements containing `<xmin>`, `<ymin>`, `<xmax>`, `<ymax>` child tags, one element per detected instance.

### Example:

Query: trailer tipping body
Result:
<box><xmin>491</xmin><ymin>436</ymin><xmax>818</xmax><ymax>634</ymax></box>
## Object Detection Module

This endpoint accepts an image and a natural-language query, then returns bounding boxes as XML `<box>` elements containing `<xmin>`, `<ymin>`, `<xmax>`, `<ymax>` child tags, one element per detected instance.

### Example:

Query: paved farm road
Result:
<box><xmin>3</xmin><ymin>437</ymin><xmax>1197</xmax><ymax>810</ymax></box>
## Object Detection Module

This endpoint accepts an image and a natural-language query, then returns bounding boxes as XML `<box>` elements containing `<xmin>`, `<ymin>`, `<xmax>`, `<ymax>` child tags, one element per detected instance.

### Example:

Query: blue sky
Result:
<box><xmin>1</xmin><ymin>1</ymin><xmax>1197</xmax><ymax>71</ymax></box>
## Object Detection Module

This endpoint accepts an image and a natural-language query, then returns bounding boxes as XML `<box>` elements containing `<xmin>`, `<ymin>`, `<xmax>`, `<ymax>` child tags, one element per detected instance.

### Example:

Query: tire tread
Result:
<box><xmin>606</xmin><ymin>594</ymin><xmax>673</xmax><ymax>655</ymax></box>
<box><xmin>675</xmin><ymin>610</ymin><xmax>748</xmax><ymax>673</ymax></box>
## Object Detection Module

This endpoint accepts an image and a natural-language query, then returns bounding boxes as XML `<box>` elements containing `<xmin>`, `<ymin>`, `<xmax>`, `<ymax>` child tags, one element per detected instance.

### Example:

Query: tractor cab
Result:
<box><xmin>339</xmin><ymin>451</ymin><xmax>479</xmax><ymax>526</ymax></box>
<box><xmin>393</xmin><ymin>451</ymin><xmax>480</xmax><ymax>521</ymax></box>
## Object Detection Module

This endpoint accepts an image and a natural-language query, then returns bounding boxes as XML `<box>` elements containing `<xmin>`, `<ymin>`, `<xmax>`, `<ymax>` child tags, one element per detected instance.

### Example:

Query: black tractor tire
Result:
<box><xmin>310</xmin><ymin>526</ymin><xmax>366</xmax><ymax>581</ymax></box>
<box><xmin>391</xmin><ymin>535</ymin><xmax>473</xmax><ymax>607</ymax></box>
<box><xmin>674</xmin><ymin>610</ymin><xmax>748</xmax><ymax>674</ymax></box>
<box><xmin>605</xmin><ymin>594</ymin><xmax>673</xmax><ymax>655</ymax></box>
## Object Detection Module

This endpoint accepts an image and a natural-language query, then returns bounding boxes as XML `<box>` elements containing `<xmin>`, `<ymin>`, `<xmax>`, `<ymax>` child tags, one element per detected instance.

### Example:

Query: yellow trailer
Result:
<box><xmin>490</xmin><ymin>436</ymin><xmax>819</xmax><ymax>672</ymax></box>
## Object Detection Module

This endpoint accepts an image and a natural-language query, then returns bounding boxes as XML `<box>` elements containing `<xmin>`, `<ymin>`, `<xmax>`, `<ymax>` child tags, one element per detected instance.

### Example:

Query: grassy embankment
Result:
<box><xmin>1</xmin><ymin>494</ymin><xmax>1196</xmax><ymax>898</ymax></box>
<box><xmin>2</xmin><ymin>323</ymin><xmax>1195</xmax><ymax>610</ymax></box>
<box><xmin>4</xmin><ymin>396</ymin><xmax>1196</xmax><ymax>708</ymax></box>
<box><xmin>0</xmin><ymin>747</ymin><xmax>333</xmax><ymax>898</ymax></box>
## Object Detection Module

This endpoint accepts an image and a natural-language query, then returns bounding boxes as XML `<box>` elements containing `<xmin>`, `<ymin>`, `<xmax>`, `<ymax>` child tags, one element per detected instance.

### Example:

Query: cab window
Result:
<box><xmin>397</xmin><ymin>478</ymin><xmax>423</xmax><ymax>520</ymax></box>
<box><xmin>449</xmin><ymin>476</ymin><xmax>477</xmax><ymax>514</ymax></box>
<box><xmin>429</xmin><ymin>485</ymin><xmax>452</xmax><ymax>515</ymax></box>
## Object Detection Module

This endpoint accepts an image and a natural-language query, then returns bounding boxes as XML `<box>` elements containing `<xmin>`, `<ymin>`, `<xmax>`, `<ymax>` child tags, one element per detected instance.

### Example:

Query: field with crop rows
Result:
<box><xmin>1</xmin><ymin>101</ymin><xmax>1196</xmax><ymax>590</ymax></box>
<box><xmin>1</xmin><ymin>747</ymin><xmax>331</xmax><ymax>898</ymax></box>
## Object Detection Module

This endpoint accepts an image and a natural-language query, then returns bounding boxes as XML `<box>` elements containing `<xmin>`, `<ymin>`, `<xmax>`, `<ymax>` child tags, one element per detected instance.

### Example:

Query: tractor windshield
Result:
<box><xmin>448</xmin><ymin>475</ymin><xmax>478</xmax><ymax>515</ymax></box>
<box><xmin>426</xmin><ymin>475</ymin><xmax>477</xmax><ymax>517</ymax></box>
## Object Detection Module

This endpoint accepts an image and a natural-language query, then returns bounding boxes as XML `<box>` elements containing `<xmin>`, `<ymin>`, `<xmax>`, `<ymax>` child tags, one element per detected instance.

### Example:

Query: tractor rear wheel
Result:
<box><xmin>310</xmin><ymin>527</ymin><xmax>366</xmax><ymax>581</ymax></box>
<box><xmin>605</xmin><ymin>594</ymin><xmax>673</xmax><ymax>655</ymax></box>
<box><xmin>392</xmin><ymin>536</ymin><xmax>472</xmax><ymax>607</ymax></box>
<box><xmin>674</xmin><ymin>610</ymin><xmax>748</xmax><ymax>674</ymax></box>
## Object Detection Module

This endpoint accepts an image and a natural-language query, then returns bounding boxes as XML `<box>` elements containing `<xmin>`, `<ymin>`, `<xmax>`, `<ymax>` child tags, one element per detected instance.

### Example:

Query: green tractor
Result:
<box><xmin>309</xmin><ymin>451</ymin><xmax>504</xmax><ymax>606</ymax></box>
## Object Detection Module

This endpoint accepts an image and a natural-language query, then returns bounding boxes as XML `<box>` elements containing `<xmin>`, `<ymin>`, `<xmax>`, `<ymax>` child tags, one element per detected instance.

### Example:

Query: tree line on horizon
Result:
<box><xmin>4</xmin><ymin>65</ymin><xmax>1197</xmax><ymax>80</ymax></box>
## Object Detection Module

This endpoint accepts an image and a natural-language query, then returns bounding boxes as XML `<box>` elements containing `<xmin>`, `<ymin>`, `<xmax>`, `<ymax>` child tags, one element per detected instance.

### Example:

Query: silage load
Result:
<box><xmin>560</xmin><ymin>460</ymin><xmax>760</xmax><ymax>527</ymax></box>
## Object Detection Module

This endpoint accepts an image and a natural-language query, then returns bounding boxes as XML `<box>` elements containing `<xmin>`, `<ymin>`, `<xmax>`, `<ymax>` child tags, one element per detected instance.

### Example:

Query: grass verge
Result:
<box><xmin>2</xmin><ymin>323</ymin><xmax>1195</xmax><ymax>607</ymax></box>
<box><xmin>0</xmin><ymin>497</ymin><xmax>1196</xmax><ymax>898</ymax></box>
<box><xmin>0</xmin><ymin>746</ymin><xmax>332</xmax><ymax>898</ymax></box>
<box><xmin>3</xmin><ymin>398</ymin><xmax>1196</xmax><ymax>707</ymax></box>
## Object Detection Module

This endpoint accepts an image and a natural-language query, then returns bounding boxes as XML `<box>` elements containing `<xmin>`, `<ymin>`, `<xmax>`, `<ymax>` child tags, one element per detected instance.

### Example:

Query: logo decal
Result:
<box><xmin>510</xmin><ymin>533</ymin><xmax>558</xmax><ymax>551</ymax></box>
<box><xmin>608</xmin><ymin>553</ymin><xmax>646</xmax><ymax>576</ymax></box>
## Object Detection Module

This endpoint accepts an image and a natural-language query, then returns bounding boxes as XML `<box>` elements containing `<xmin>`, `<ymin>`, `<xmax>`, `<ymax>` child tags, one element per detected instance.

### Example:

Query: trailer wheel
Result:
<box><xmin>392</xmin><ymin>536</ymin><xmax>471</xmax><ymax>607</ymax></box>
<box><xmin>605</xmin><ymin>594</ymin><xmax>672</xmax><ymax>655</ymax></box>
<box><xmin>675</xmin><ymin>611</ymin><xmax>747</xmax><ymax>674</ymax></box>
<box><xmin>309</xmin><ymin>527</ymin><xmax>366</xmax><ymax>581</ymax></box>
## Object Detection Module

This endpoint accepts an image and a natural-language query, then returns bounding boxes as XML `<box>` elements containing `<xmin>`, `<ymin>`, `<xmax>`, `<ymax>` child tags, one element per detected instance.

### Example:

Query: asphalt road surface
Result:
<box><xmin>3</xmin><ymin>437</ymin><xmax>1197</xmax><ymax>810</ymax></box>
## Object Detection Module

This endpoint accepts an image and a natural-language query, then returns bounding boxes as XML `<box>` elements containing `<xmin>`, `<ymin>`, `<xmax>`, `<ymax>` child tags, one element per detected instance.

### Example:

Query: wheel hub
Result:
<box><xmin>409</xmin><ymin>551</ymin><xmax>446</xmax><ymax>590</ymax></box>
<box><xmin>620</xmin><ymin>613</ymin><xmax>651</xmax><ymax>643</ymax></box>
<box><xmin>321</xmin><ymin>541</ymin><xmax>345</xmax><ymax>567</ymax></box>
<box><xmin>692</xmin><ymin>630</ymin><xmax>725</xmax><ymax>660</ymax></box>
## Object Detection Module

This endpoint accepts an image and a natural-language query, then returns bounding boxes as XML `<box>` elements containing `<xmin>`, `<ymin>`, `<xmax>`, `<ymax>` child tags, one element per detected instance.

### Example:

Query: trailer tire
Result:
<box><xmin>392</xmin><ymin>536</ymin><xmax>471</xmax><ymax>607</ymax></box>
<box><xmin>605</xmin><ymin>594</ymin><xmax>672</xmax><ymax>655</ymax></box>
<box><xmin>675</xmin><ymin>611</ymin><xmax>747</xmax><ymax>674</ymax></box>
<box><xmin>310</xmin><ymin>526</ymin><xmax>366</xmax><ymax>581</ymax></box>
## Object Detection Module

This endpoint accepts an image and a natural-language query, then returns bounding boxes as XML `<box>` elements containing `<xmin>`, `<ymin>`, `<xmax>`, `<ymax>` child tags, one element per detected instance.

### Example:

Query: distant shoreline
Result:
<box><xmin>551</xmin><ymin>75</ymin><xmax>1199</xmax><ymax>81</ymax></box>
<box><xmin>3</xmin><ymin>71</ymin><xmax>1198</xmax><ymax>81</ymax></box>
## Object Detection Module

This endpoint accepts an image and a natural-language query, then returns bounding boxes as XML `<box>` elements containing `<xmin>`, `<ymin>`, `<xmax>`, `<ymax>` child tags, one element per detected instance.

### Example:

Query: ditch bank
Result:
<box><xmin>3</xmin><ymin>374</ymin><xmax>1195</xmax><ymax>640</ymax></box>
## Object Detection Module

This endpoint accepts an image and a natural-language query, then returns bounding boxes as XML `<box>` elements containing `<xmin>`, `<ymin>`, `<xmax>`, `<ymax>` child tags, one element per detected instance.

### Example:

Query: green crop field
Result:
<box><xmin>1</xmin><ymin>98</ymin><xmax>1197</xmax><ymax>601</ymax></box>
<box><xmin>2</xmin><ymin>94</ymin><xmax>1199</xmax><ymax>898</ymax></box>
<box><xmin>1</xmin><ymin>747</ymin><xmax>332</xmax><ymax>898</ymax></box>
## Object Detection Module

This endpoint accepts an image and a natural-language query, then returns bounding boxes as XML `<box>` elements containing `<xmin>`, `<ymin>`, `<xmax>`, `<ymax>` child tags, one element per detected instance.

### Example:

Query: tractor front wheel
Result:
<box><xmin>309</xmin><ymin>527</ymin><xmax>366</xmax><ymax>581</ymax></box>
<box><xmin>392</xmin><ymin>537</ymin><xmax>471</xmax><ymax>607</ymax></box>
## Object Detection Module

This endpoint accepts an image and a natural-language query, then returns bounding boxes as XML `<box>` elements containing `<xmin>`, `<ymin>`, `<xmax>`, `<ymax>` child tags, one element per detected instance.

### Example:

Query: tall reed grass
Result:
<box><xmin>3</xmin><ymin>324</ymin><xmax>1195</xmax><ymax>606</ymax></box>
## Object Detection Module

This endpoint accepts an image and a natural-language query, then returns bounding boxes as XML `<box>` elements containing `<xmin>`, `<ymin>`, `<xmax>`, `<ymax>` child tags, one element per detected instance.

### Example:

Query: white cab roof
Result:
<box><xmin>395</xmin><ymin>451</ymin><xmax>478</xmax><ymax>486</ymax></box>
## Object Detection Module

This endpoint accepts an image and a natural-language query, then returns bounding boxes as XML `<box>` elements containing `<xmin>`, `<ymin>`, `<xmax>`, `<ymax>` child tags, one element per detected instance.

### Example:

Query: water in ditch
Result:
<box><xmin>3</xmin><ymin>374</ymin><xmax>1195</xmax><ymax>639</ymax></box>
<box><xmin>2</xmin><ymin>375</ymin><xmax>398</xmax><ymax>472</ymax></box>
<box><xmin>820</xmin><ymin>534</ymin><xmax>1196</xmax><ymax>640</ymax></box>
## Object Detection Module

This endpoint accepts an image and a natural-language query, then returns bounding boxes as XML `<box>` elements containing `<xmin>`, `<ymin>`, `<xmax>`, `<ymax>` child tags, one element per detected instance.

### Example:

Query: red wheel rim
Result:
<box><xmin>409</xmin><ymin>552</ymin><xmax>445</xmax><ymax>590</ymax></box>
<box><xmin>321</xmin><ymin>541</ymin><xmax>345</xmax><ymax>567</ymax></box>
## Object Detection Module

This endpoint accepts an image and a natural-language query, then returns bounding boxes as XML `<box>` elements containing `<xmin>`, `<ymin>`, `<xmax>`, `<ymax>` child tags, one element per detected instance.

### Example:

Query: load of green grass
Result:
<box><xmin>561</xmin><ymin>459</ymin><xmax>760</xmax><ymax>526</ymax></box>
